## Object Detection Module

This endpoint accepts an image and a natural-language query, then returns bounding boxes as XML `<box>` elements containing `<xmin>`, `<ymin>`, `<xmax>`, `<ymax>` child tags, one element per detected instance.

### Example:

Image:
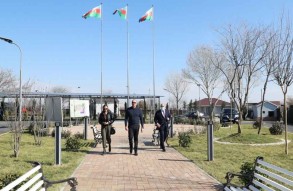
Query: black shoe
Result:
<box><xmin>134</xmin><ymin>152</ymin><xmax>138</xmax><ymax>156</ymax></box>
<box><xmin>109</xmin><ymin>145</ymin><xmax>111</xmax><ymax>152</ymax></box>
<box><xmin>162</xmin><ymin>148</ymin><xmax>166</xmax><ymax>152</ymax></box>
<box><xmin>130</xmin><ymin>148</ymin><xmax>133</xmax><ymax>154</ymax></box>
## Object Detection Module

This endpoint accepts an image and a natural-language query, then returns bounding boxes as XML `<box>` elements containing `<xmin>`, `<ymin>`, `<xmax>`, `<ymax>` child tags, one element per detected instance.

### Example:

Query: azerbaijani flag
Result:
<box><xmin>113</xmin><ymin>6</ymin><xmax>127</xmax><ymax>20</ymax></box>
<box><xmin>139</xmin><ymin>7</ymin><xmax>153</xmax><ymax>22</ymax></box>
<box><xmin>82</xmin><ymin>5</ymin><xmax>102</xmax><ymax>19</ymax></box>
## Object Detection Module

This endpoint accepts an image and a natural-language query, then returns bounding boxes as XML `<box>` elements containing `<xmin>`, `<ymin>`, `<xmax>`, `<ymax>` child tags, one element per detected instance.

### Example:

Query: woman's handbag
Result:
<box><xmin>110</xmin><ymin>126</ymin><xmax>116</xmax><ymax>135</ymax></box>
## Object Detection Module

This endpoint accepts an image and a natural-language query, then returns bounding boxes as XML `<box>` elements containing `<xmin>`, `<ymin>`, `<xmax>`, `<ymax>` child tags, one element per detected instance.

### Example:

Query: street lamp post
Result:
<box><xmin>0</xmin><ymin>37</ymin><xmax>22</xmax><ymax>122</ymax></box>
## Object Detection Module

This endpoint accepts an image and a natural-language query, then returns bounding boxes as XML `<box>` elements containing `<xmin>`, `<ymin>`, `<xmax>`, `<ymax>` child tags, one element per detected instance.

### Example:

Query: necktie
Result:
<box><xmin>162</xmin><ymin>109</ymin><xmax>165</xmax><ymax>118</ymax></box>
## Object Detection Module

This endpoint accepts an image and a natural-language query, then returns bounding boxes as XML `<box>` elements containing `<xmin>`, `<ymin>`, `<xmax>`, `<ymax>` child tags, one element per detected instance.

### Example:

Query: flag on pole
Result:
<box><xmin>82</xmin><ymin>5</ymin><xmax>102</xmax><ymax>19</ymax></box>
<box><xmin>113</xmin><ymin>6</ymin><xmax>127</xmax><ymax>20</ymax></box>
<box><xmin>139</xmin><ymin>7</ymin><xmax>153</xmax><ymax>22</ymax></box>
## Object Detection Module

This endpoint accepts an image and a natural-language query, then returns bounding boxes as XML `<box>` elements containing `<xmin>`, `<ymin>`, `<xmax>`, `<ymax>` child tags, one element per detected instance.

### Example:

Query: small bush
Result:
<box><xmin>51</xmin><ymin>129</ymin><xmax>55</xmax><ymax>137</ymax></box>
<box><xmin>189</xmin><ymin>119</ymin><xmax>195</xmax><ymax>125</ymax></box>
<box><xmin>28</xmin><ymin>122</ymin><xmax>35</xmax><ymax>134</ymax></box>
<box><xmin>40</xmin><ymin>128</ymin><xmax>49</xmax><ymax>137</ymax></box>
<box><xmin>174</xmin><ymin>117</ymin><xmax>183</xmax><ymax>124</ymax></box>
<box><xmin>0</xmin><ymin>173</ymin><xmax>22</xmax><ymax>189</ymax></box>
<box><xmin>253</xmin><ymin>120</ymin><xmax>261</xmax><ymax>129</ymax></box>
<box><xmin>196</xmin><ymin>120</ymin><xmax>206</xmax><ymax>126</ymax></box>
<box><xmin>186</xmin><ymin>129</ymin><xmax>194</xmax><ymax>135</ymax></box>
<box><xmin>269</xmin><ymin>122</ymin><xmax>283</xmax><ymax>135</ymax></box>
<box><xmin>65</xmin><ymin>137</ymin><xmax>81</xmax><ymax>152</ymax></box>
<box><xmin>178</xmin><ymin>132</ymin><xmax>192</xmax><ymax>147</ymax></box>
<box><xmin>74</xmin><ymin>132</ymin><xmax>84</xmax><ymax>139</ymax></box>
<box><xmin>51</xmin><ymin>129</ymin><xmax>72</xmax><ymax>138</ymax></box>
<box><xmin>62</xmin><ymin>130</ymin><xmax>71</xmax><ymax>138</ymax></box>
<box><xmin>239</xmin><ymin>162</ymin><xmax>254</xmax><ymax>186</ymax></box>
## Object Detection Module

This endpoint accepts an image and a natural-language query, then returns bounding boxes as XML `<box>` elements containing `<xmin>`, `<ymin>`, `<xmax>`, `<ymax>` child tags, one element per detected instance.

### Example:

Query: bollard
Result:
<box><xmin>55</xmin><ymin>122</ymin><xmax>61</xmax><ymax>165</ymax></box>
<box><xmin>207</xmin><ymin>120</ymin><xmax>214</xmax><ymax>161</ymax></box>
<box><xmin>84</xmin><ymin>117</ymin><xmax>88</xmax><ymax>140</ymax></box>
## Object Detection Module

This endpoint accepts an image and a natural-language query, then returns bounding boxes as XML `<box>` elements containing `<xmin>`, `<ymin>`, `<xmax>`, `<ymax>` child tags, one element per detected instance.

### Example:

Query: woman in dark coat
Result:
<box><xmin>98</xmin><ymin>104</ymin><xmax>115</xmax><ymax>154</ymax></box>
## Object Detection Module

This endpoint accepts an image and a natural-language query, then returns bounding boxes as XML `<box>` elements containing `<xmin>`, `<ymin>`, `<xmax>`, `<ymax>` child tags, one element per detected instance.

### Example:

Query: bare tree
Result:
<box><xmin>216</xmin><ymin>24</ymin><xmax>267</xmax><ymax>133</ymax></box>
<box><xmin>258</xmin><ymin>29</ymin><xmax>277</xmax><ymax>134</ymax></box>
<box><xmin>164</xmin><ymin>72</ymin><xmax>188</xmax><ymax>114</ymax></box>
<box><xmin>22</xmin><ymin>78</ymin><xmax>35</xmax><ymax>93</ymax></box>
<box><xmin>10</xmin><ymin>121</ymin><xmax>23</xmax><ymax>157</ymax></box>
<box><xmin>183</xmin><ymin>46</ymin><xmax>224</xmax><ymax>120</ymax></box>
<box><xmin>0</xmin><ymin>68</ymin><xmax>17</xmax><ymax>93</ymax></box>
<box><xmin>10</xmin><ymin>99</ymin><xmax>23</xmax><ymax>158</ymax></box>
<box><xmin>272</xmin><ymin>16</ymin><xmax>293</xmax><ymax>155</ymax></box>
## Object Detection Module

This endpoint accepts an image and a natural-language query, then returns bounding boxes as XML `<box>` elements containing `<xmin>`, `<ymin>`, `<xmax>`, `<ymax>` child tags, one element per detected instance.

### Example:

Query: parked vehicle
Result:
<box><xmin>220</xmin><ymin>108</ymin><xmax>239</xmax><ymax>124</ymax></box>
<box><xmin>185</xmin><ymin>111</ymin><xmax>204</xmax><ymax>119</ymax></box>
<box><xmin>174</xmin><ymin>111</ymin><xmax>204</xmax><ymax>121</ymax></box>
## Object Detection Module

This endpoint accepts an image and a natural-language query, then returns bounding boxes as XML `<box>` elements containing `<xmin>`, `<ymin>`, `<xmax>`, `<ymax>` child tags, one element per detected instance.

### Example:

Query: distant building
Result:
<box><xmin>198</xmin><ymin>98</ymin><xmax>281</xmax><ymax>121</ymax></box>
<box><xmin>248</xmin><ymin>101</ymin><xmax>281</xmax><ymax>121</ymax></box>
<box><xmin>198</xmin><ymin>98</ymin><xmax>231</xmax><ymax>116</ymax></box>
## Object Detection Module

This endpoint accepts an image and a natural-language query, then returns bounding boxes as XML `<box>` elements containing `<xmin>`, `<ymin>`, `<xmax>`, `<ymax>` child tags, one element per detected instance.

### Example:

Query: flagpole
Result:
<box><xmin>126</xmin><ymin>4</ymin><xmax>130</xmax><ymax>108</ymax></box>
<box><xmin>152</xmin><ymin>5</ymin><xmax>156</xmax><ymax>117</ymax></box>
<box><xmin>100</xmin><ymin>3</ymin><xmax>103</xmax><ymax>110</ymax></box>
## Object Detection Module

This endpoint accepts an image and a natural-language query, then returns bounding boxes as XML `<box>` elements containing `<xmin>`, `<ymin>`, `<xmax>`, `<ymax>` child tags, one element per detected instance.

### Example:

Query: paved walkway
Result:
<box><xmin>63</xmin><ymin>122</ymin><xmax>223</xmax><ymax>191</ymax></box>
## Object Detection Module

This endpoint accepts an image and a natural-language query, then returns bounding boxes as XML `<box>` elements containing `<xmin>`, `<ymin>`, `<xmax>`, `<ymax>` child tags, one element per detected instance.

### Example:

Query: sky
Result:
<box><xmin>1</xmin><ymin>0</ymin><xmax>293</xmax><ymax>106</ymax></box>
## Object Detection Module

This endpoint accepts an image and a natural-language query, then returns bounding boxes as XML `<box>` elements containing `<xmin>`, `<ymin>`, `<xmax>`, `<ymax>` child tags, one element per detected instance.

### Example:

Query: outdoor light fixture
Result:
<box><xmin>0</xmin><ymin>36</ymin><xmax>22</xmax><ymax>122</ymax></box>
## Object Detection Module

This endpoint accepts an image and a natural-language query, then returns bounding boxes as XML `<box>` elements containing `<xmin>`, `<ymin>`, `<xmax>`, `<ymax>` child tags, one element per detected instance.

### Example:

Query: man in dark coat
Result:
<box><xmin>125</xmin><ymin>99</ymin><xmax>144</xmax><ymax>156</ymax></box>
<box><xmin>154</xmin><ymin>103</ymin><xmax>171</xmax><ymax>152</ymax></box>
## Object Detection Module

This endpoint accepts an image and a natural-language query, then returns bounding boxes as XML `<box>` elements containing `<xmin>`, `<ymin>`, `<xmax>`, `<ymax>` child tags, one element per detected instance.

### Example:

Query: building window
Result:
<box><xmin>268</xmin><ymin>111</ymin><xmax>274</xmax><ymax>117</ymax></box>
<box><xmin>262</xmin><ymin>111</ymin><xmax>265</xmax><ymax>114</ymax></box>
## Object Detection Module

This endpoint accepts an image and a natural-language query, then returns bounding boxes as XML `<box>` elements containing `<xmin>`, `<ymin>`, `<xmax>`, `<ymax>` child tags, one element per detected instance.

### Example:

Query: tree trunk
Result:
<box><xmin>237</xmin><ymin>111</ymin><xmax>242</xmax><ymax>133</ymax></box>
<box><xmin>258</xmin><ymin>92</ymin><xmax>265</xmax><ymax>135</ymax></box>
<box><xmin>284</xmin><ymin>93</ymin><xmax>288</xmax><ymax>155</ymax></box>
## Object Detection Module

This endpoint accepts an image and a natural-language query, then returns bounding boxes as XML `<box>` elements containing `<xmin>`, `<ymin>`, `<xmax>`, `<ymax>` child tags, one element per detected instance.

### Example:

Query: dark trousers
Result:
<box><xmin>159</xmin><ymin>124</ymin><xmax>168</xmax><ymax>149</ymax></box>
<box><xmin>128</xmin><ymin>125</ymin><xmax>139</xmax><ymax>152</ymax></box>
<box><xmin>101</xmin><ymin>125</ymin><xmax>111</xmax><ymax>149</ymax></box>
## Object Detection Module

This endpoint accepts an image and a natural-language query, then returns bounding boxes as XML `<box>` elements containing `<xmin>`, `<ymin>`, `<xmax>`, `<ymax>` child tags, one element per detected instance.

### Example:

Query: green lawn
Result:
<box><xmin>168</xmin><ymin>124</ymin><xmax>293</xmax><ymax>185</ymax></box>
<box><xmin>0</xmin><ymin>131</ymin><xmax>92</xmax><ymax>190</ymax></box>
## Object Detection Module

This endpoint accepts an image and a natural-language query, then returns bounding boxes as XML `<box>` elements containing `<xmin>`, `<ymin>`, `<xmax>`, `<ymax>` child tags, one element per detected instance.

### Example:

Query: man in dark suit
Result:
<box><xmin>154</xmin><ymin>103</ymin><xmax>171</xmax><ymax>152</ymax></box>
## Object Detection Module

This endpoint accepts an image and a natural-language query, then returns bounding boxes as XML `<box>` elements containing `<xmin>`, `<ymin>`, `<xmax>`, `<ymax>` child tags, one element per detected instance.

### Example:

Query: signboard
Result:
<box><xmin>70</xmin><ymin>100</ymin><xmax>89</xmax><ymax>118</ymax></box>
<box><xmin>45</xmin><ymin>97</ymin><xmax>63</xmax><ymax>122</ymax></box>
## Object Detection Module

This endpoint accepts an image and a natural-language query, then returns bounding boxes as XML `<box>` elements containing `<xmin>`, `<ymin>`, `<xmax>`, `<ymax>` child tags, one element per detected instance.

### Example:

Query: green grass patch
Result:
<box><xmin>0</xmin><ymin>131</ymin><xmax>92</xmax><ymax>190</ymax></box>
<box><xmin>168</xmin><ymin>124</ymin><xmax>293</xmax><ymax>186</ymax></box>
<box><xmin>217</xmin><ymin>132</ymin><xmax>279</xmax><ymax>144</ymax></box>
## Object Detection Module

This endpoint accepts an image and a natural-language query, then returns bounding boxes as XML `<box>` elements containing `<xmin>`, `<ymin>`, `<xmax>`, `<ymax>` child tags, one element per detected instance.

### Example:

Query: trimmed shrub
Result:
<box><xmin>74</xmin><ymin>132</ymin><xmax>84</xmax><ymax>139</ymax></box>
<box><xmin>178</xmin><ymin>132</ymin><xmax>192</xmax><ymax>147</ymax></box>
<box><xmin>196</xmin><ymin>120</ymin><xmax>206</xmax><ymax>126</ymax></box>
<box><xmin>65</xmin><ymin>137</ymin><xmax>81</xmax><ymax>152</ymax></box>
<box><xmin>186</xmin><ymin>129</ymin><xmax>194</xmax><ymax>135</ymax></box>
<box><xmin>269</xmin><ymin>122</ymin><xmax>283</xmax><ymax>135</ymax></box>
<box><xmin>253</xmin><ymin>120</ymin><xmax>261</xmax><ymax>129</ymax></box>
<box><xmin>28</xmin><ymin>122</ymin><xmax>35</xmax><ymax>134</ymax></box>
<box><xmin>239</xmin><ymin>162</ymin><xmax>254</xmax><ymax>186</ymax></box>
<box><xmin>0</xmin><ymin>173</ymin><xmax>22</xmax><ymax>189</ymax></box>
<box><xmin>51</xmin><ymin>129</ymin><xmax>72</xmax><ymax>138</ymax></box>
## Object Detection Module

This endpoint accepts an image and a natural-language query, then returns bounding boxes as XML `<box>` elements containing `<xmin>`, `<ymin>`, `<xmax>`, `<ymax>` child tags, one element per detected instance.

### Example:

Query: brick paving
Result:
<box><xmin>62</xmin><ymin>122</ymin><xmax>223</xmax><ymax>191</ymax></box>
